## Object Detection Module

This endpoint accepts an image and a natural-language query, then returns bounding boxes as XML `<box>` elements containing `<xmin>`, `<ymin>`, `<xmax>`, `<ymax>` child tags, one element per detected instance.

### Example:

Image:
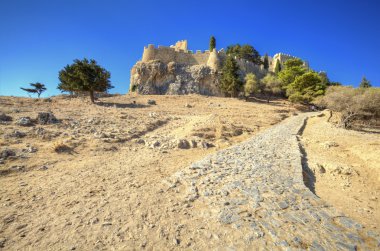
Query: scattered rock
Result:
<box><xmin>0</xmin><ymin>237</ymin><xmax>6</xmax><ymax>248</ymax></box>
<box><xmin>0</xmin><ymin>113</ymin><xmax>12</xmax><ymax>122</ymax></box>
<box><xmin>190</xmin><ymin>140</ymin><xmax>197</xmax><ymax>148</ymax></box>
<box><xmin>173</xmin><ymin>238</ymin><xmax>180</xmax><ymax>245</ymax></box>
<box><xmin>147</xmin><ymin>99</ymin><xmax>156</xmax><ymax>105</ymax></box>
<box><xmin>184</xmin><ymin>103</ymin><xmax>192</xmax><ymax>108</ymax></box>
<box><xmin>134</xmin><ymin>138</ymin><xmax>145</xmax><ymax>144</ymax></box>
<box><xmin>150</xmin><ymin>141</ymin><xmax>160</xmax><ymax>148</ymax></box>
<box><xmin>201</xmin><ymin>141</ymin><xmax>214</xmax><ymax>149</ymax></box>
<box><xmin>0</xmin><ymin>149</ymin><xmax>16</xmax><ymax>159</ymax></box>
<box><xmin>232</xmin><ymin>128</ymin><xmax>243</xmax><ymax>136</ymax></box>
<box><xmin>321</xmin><ymin>141</ymin><xmax>339</xmax><ymax>149</ymax></box>
<box><xmin>177</xmin><ymin>139</ymin><xmax>190</xmax><ymax>149</ymax></box>
<box><xmin>8</xmin><ymin>130</ymin><xmax>26</xmax><ymax>138</ymax></box>
<box><xmin>37</xmin><ymin>112</ymin><xmax>59</xmax><ymax>124</ymax></box>
<box><xmin>17</xmin><ymin>117</ymin><xmax>33</xmax><ymax>126</ymax></box>
<box><xmin>316</xmin><ymin>163</ymin><xmax>326</xmax><ymax>174</ymax></box>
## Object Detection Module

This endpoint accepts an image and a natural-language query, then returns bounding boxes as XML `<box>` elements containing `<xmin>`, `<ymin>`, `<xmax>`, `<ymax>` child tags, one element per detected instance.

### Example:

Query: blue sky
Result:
<box><xmin>0</xmin><ymin>0</ymin><xmax>379</xmax><ymax>97</ymax></box>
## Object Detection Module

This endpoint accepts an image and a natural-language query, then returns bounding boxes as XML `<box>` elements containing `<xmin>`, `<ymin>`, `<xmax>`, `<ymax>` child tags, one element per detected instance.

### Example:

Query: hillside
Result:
<box><xmin>0</xmin><ymin>94</ymin><xmax>378</xmax><ymax>250</ymax></box>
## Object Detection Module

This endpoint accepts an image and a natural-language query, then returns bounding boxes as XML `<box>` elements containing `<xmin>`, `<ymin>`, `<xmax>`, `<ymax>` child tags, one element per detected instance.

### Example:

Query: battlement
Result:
<box><xmin>141</xmin><ymin>40</ymin><xmax>220</xmax><ymax>66</ymax></box>
<box><xmin>140</xmin><ymin>40</ymin><xmax>304</xmax><ymax>73</ymax></box>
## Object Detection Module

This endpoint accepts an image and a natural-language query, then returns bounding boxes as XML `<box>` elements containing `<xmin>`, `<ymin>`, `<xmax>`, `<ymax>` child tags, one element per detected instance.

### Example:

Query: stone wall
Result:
<box><xmin>142</xmin><ymin>44</ymin><xmax>211</xmax><ymax>65</ymax></box>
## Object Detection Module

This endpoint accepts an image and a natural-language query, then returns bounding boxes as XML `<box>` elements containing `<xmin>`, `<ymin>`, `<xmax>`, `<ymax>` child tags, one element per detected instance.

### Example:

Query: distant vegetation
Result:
<box><xmin>58</xmin><ymin>58</ymin><xmax>113</xmax><ymax>103</ymax></box>
<box><xmin>20</xmin><ymin>82</ymin><xmax>46</xmax><ymax>98</ymax></box>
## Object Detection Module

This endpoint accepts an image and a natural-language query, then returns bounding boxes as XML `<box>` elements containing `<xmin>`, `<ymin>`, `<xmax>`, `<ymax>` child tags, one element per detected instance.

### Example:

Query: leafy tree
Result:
<box><xmin>274</xmin><ymin>59</ymin><xmax>281</xmax><ymax>74</ymax></box>
<box><xmin>209</xmin><ymin>36</ymin><xmax>216</xmax><ymax>52</ymax></box>
<box><xmin>58</xmin><ymin>58</ymin><xmax>113</xmax><ymax>103</ymax></box>
<box><xmin>244</xmin><ymin>73</ymin><xmax>260</xmax><ymax>97</ymax></box>
<box><xmin>286</xmin><ymin>71</ymin><xmax>326</xmax><ymax>103</ymax></box>
<box><xmin>220</xmin><ymin>56</ymin><xmax>242</xmax><ymax>97</ymax></box>
<box><xmin>263</xmin><ymin>54</ymin><xmax>269</xmax><ymax>70</ymax></box>
<box><xmin>261</xmin><ymin>73</ymin><xmax>283</xmax><ymax>102</ymax></box>
<box><xmin>20</xmin><ymin>82</ymin><xmax>47</xmax><ymax>98</ymax></box>
<box><xmin>359</xmin><ymin>76</ymin><xmax>371</xmax><ymax>88</ymax></box>
<box><xmin>226</xmin><ymin>44</ymin><xmax>261</xmax><ymax>64</ymax></box>
<box><xmin>278</xmin><ymin>58</ymin><xmax>307</xmax><ymax>90</ymax></box>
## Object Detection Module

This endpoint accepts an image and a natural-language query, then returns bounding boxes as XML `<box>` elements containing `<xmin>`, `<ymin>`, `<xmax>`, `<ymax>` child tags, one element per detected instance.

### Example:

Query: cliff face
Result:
<box><xmin>130</xmin><ymin>60</ymin><xmax>221</xmax><ymax>96</ymax></box>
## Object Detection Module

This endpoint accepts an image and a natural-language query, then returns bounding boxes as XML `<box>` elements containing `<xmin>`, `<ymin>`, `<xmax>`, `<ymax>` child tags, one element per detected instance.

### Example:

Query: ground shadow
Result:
<box><xmin>243</xmin><ymin>96</ymin><xmax>286</xmax><ymax>107</ymax></box>
<box><xmin>96</xmin><ymin>102</ymin><xmax>150</xmax><ymax>109</ymax></box>
<box><xmin>296</xmin><ymin>118</ymin><xmax>317</xmax><ymax>195</ymax></box>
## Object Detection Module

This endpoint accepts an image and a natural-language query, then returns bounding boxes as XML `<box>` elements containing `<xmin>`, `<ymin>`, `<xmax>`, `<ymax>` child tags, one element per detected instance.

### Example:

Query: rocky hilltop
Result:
<box><xmin>129</xmin><ymin>40</ymin><xmax>281</xmax><ymax>96</ymax></box>
<box><xmin>130</xmin><ymin>60</ymin><xmax>221</xmax><ymax>95</ymax></box>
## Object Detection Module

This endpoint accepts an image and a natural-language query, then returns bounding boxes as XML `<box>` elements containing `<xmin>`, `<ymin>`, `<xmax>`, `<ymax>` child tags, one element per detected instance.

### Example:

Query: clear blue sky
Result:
<box><xmin>1</xmin><ymin>0</ymin><xmax>379</xmax><ymax>97</ymax></box>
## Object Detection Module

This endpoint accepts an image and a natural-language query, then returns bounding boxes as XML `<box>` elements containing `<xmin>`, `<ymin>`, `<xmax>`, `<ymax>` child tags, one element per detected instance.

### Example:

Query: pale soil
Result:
<box><xmin>0</xmin><ymin>94</ymin><xmax>297</xmax><ymax>250</ymax></box>
<box><xmin>301</xmin><ymin>111</ymin><xmax>380</xmax><ymax>232</ymax></box>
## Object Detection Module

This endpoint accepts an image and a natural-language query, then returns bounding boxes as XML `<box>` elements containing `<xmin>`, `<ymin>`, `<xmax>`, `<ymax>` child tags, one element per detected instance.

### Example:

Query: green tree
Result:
<box><xmin>278</xmin><ymin>58</ymin><xmax>307</xmax><ymax>90</ymax></box>
<box><xmin>244</xmin><ymin>73</ymin><xmax>260</xmax><ymax>97</ymax></box>
<box><xmin>20</xmin><ymin>82</ymin><xmax>47</xmax><ymax>98</ymax></box>
<box><xmin>220</xmin><ymin>56</ymin><xmax>242</xmax><ymax>97</ymax></box>
<box><xmin>263</xmin><ymin>54</ymin><xmax>269</xmax><ymax>70</ymax></box>
<box><xmin>359</xmin><ymin>76</ymin><xmax>371</xmax><ymax>88</ymax></box>
<box><xmin>58</xmin><ymin>58</ymin><xmax>113</xmax><ymax>103</ymax></box>
<box><xmin>286</xmin><ymin>71</ymin><xmax>326</xmax><ymax>103</ymax></box>
<box><xmin>319</xmin><ymin>72</ymin><xmax>330</xmax><ymax>86</ymax></box>
<box><xmin>209</xmin><ymin>36</ymin><xmax>216</xmax><ymax>52</ymax></box>
<box><xmin>226</xmin><ymin>44</ymin><xmax>261</xmax><ymax>64</ymax></box>
<box><xmin>261</xmin><ymin>73</ymin><xmax>283</xmax><ymax>102</ymax></box>
<box><xmin>274</xmin><ymin>59</ymin><xmax>281</xmax><ymax>74</ymax></box>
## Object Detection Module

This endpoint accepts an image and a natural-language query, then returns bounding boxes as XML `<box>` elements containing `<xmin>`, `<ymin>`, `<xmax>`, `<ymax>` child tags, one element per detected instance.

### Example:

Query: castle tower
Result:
<box><xmin>173</xmin><ymin>40</ymin><xmax>188</xmax><ymax>52</ymax></box>
<box><xmin>142</xmin><ymin>44</ymin><xmax>155</xmax><ymax>62</ymax></box>
<box><xmin>207</xmin><ymin>48</ymin><xmax>220</xmax><ymax>71</ymax></box>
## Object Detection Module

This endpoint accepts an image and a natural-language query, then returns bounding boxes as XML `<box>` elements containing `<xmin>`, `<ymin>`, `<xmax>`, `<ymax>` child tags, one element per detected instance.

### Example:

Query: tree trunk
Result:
<box><xmin>89</xmin><ymin>91</ymin><xmax>95</xmax><ymax>103</ymax></box>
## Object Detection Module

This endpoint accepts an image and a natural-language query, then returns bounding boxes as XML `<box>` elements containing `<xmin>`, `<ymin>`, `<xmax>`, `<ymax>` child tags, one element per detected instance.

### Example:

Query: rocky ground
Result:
<box><xmin>0</xmin><ymin>94</ymin><xmax>378</xmax><ymax>250</ymax></box>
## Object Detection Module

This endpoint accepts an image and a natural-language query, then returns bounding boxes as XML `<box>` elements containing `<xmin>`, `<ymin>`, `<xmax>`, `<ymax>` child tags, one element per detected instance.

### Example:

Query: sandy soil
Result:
<box><xmin>301</xmin><ymin>111</ymin><xmax>380</xmax><ymax>232</ymax></box>
<box><xmin>0</xmin><ymin>94</ymin><xmax>297</xmax><ymax>250</ymax></box>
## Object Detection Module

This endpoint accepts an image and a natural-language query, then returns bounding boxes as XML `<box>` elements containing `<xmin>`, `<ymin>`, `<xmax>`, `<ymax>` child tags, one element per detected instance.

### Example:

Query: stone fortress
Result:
<box><xmin>130</xmin><ymin>40</ymin><xmax>307</xmax><ymax>95</ymax></box>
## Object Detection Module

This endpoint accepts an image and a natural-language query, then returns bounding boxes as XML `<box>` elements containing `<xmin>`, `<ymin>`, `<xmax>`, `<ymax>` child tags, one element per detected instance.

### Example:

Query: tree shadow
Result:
<box><xmin>96</xmin><ymin>102</ymin><xmax>150</xmax><ymax>109</ymax></box>
<box><xmin>244</xmin><ymin>97</ymin><xmax>285</xmax><ymax>107</ymax></box>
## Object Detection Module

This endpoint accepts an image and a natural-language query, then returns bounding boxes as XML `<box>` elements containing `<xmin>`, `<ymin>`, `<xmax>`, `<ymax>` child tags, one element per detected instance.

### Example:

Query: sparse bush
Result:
<box><xmin>244</xmin><ymin>73</ymin><xmax>260</xmax><ymax>97</ymax></box>
<box><xmin>52</xmin><ymin>142</ymin><xmax>72</xmax><ymax>153</ymax></box>
<box><xmin>317</xmin><ymin>86</ymin><xmax>380</xmax><ymax>128</ymax></box>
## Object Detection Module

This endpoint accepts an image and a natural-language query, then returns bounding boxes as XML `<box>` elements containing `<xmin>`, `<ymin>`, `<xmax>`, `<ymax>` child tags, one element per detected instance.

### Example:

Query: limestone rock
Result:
<box><xmin>17</xmin><ymin>117</ymin><xmax>33</xmax><ymax>126</ymax></box>
<box><xmin>177</xmin><ymin>139</ymin><xmax>190</xmax><ymax>149</ymax></box>
<box><xmin>130</xmin><ymin>61</ymin><xmax>221</xmax><ymax>96</ymax></box>
<box><xmin>37</xmin><ymin>112</ymin><xmax>59</xmax><ymax>124</ymax></box>
<box><xmin>0</xmin><ymin>113</ymin><xmax>12</xmax><ymax>122</ymax></box>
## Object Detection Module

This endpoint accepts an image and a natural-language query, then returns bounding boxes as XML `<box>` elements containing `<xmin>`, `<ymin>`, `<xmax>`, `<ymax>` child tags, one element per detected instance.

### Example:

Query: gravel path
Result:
<box><xmin>167</xmin><ymin>113</ymin><xmax>380</xmax><ymax>250</ymax></box>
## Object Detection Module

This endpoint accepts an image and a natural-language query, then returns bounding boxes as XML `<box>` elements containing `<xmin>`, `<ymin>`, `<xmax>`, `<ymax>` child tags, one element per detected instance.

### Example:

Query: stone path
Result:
<box><xmin>166</xmin><ymin>113</ymin><xmax>380</xmax><ymax>250</ymax></box>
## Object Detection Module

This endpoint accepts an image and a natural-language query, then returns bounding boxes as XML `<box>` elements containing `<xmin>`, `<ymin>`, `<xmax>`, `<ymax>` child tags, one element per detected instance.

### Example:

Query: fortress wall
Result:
<box><xmin>142</xmin><ymin>45</ymin><xmax>210</xmax><ymax>65</ymax></box>
<box><xmin>236</xmin><ymin>59</ymin><xmax>266</xmax><ymax>78</ymax></box>
<box><xmin>192</xmin><ymin>52</ymin><xmax>210</xmax><ymax>65</ymax></box>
